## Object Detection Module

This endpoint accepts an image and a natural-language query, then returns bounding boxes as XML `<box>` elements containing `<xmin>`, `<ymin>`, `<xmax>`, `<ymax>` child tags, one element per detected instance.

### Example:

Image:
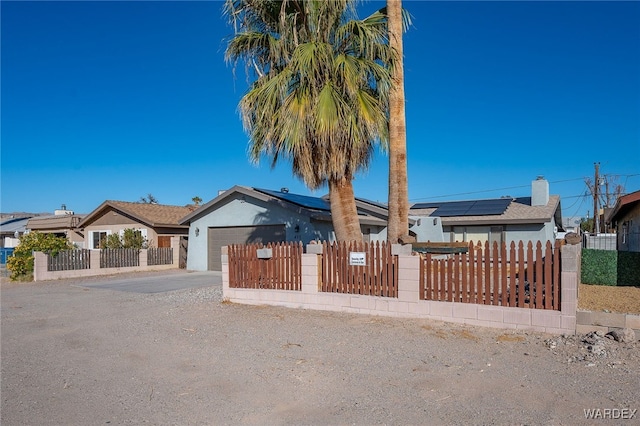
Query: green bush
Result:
<box><xmin>617</xmin><ymin>251</ymin><xmax>640</xmax><ymax>286</ymax></box>
<box><xmin>99</xmin><ymin>228</ymin><xmax>148</xmax><ymax>250</ymax></box>
<box><xmin>581</xmin><ymin>248</ymin><xmax>617</xmax><ymax>286</ymax></box>
<box><xmin>6</xmin><ymin>231</ymin><xmax>73</xmax><ymax>281</ymax></box>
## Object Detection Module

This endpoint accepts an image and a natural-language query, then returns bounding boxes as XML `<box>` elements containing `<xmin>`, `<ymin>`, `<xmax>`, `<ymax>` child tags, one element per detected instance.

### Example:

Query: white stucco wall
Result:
<box><xmin>442</xmin><ymin>222</ymin><xmax>557</xmax><ymax>247</ymax></box>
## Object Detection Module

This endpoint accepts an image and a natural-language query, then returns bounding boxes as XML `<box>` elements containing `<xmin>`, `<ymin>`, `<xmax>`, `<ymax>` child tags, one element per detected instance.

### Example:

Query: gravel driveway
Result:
<box><xmin>2</xmin><ymin>273</ymin><xmax>638</xmax><ymax>425</ymax></box>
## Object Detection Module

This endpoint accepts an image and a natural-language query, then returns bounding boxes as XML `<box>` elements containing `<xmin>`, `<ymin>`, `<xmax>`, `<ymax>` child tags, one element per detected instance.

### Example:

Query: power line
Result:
<box><xmin>410</xmin><ymin>174</ymin><xmax>639</xmax><ymax>203</ymax></box>
<box><xmin>562</xmin><ymin>193</ymin><xmax>588</xmax><ymax>210</ymax></box>
<box><xmin>569</xmin><ymin>195</ymin><xmax>588</xmax><ymax>220</ymax></box>
<box><xmin>410</xmin><ymin>177</ymin><xmax>586</xmax><ymax>202</ymax></box>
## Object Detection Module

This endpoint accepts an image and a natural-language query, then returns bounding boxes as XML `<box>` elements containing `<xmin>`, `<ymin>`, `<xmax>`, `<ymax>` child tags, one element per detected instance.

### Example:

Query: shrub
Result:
<box><xmin>99</xmin><ymin>228</ymin><xmax>148</xmax><ymax>250</ymax></box>
<box><xmin>100</xmin><ymin>233</ymin><xmax>123</xmax><ymax>249</ymax></box>
<box><xmin>6</xmin><ymin>231</ymin><xmax>73</xmax><ymax>281</ymax></box>
<box><xmin>617</xmin><ymin>251</ymin><xmax>640</xmax><ymax>286</ymax></box>
<box><xmin>581</xmin><ymin>248</ymin><xmax>617</xmax><ymax>286</ymax></box>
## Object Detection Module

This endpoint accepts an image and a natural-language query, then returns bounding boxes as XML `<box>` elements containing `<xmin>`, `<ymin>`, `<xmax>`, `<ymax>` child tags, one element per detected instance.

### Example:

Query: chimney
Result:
<box><xmin>531</xmin><ymin>176</ymin><xmax>549</xmax><ymax>207</ymax></box>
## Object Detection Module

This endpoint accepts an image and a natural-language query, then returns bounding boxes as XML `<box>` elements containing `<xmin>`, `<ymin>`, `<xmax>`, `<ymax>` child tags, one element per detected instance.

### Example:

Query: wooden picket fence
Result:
<box><xmin>321</xmin><ymin>241</ymin><xmax>398</xmax><ymax>297</ymax></box>
<box><xmin>47</xmin><ymin>249</ymin><xmax>91</xmax><ymax>271</ymax></box>
<box><xmin>100</xmin><ymin>248</ymin><xmax>140</xmax><ymax>268</ymax></box>
<box><xmin>147</xmin><ymin>247</ymin><xmax>173</xmax><ymax>266</ymax></box>
<box><xmin>420</xmin><ymin>240</ymin><xmax>561</xmax><ymax>310</ymax></box>
<box><xmin>228</xmin><ymin>242</ymin><xmax>303</xmax><ymax>290</ymax></box>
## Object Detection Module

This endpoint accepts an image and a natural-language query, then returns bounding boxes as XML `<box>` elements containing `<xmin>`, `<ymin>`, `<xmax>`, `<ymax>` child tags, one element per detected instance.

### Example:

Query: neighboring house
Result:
<box><xmin>180</xmin><ymin>186</ymin><xmax>393</xmax><ymax>271</ymax></box>
<box><xmin>0</xmin><ymin>216</ymin><xmax>32</xmax><ymax>248</ymax></box>
<box><xmin>410</xmin><ymin>177</ymin><xmax>563</xmax><ymax>248</ymax></box>
<box><xmin>26</xmin><ymin>205</ymin><xmax>85</xmax><ymax>247</ymax></box>
<box><xmin>562</xmin><ymin>216</ymin><xmax>583</xmax><ymax>234</ymax></box>
<box><xmin>77</xmin><ymin>201</ymin><xmax>193</xmax><ymax>251</ymax></box>
<box><xmin>606</xmin><ymin>189</ymin><xmax>640</xmax><ymax>252</ymax></box>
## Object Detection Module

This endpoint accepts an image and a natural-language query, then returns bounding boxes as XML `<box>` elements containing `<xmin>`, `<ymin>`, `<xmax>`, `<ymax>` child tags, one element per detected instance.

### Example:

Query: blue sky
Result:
<box><xmin>2</xmin><ymin>1</ymin><xmax>639</xmax><ymax>221</ymax></box>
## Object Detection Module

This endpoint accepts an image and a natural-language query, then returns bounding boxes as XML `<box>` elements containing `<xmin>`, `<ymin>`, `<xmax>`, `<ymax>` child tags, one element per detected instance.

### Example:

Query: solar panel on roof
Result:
<box><xmin>431</xmin><ymin>198</ymin><xmax>511</xmax><ymax>217</ymax></box>
<box><xmin>254</xmin><ymin>188</ymin><xmax>331</xmax><ymax>211</ymax></box>
<box><xmin>411</xmin><ymin>202</ymin><xmax>442</xmax><ymax>209</ymax></box>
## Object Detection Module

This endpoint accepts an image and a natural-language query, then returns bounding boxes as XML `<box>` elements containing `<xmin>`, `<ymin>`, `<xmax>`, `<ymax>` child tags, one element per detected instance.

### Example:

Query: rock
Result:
<box><xmin>606</xmin><ymin>328</ymin><xmax>636</xmax><ymax>343</ymax></box>
<box><xmin>595</xmin><ymin>331</ymin><xmax>605</xmax><ymax>338</ymax></box>
<box><xmin>398</xmin><ymin>235</ymin><xmax>416</xmax><ymax>244</ymax></box>
<box><xmin>583</xmin><ymin>333</ymin><xmax>601</xmax><ymax>345</ymax></box>
<box><xmin>564</xmin><ymin>232</ymin><xmax>581</xmax><ymax>245</ymax></box>
<box><xmin>587</xmin><ymin>343</ymin><xmax>607</xmax><ymax>357</ymax></box>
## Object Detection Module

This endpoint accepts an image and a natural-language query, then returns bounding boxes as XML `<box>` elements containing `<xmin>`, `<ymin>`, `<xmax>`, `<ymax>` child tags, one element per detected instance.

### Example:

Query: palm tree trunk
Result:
<box><xmin>386</xmin><ymin>0</ymin><xmax>410</xmax><ymax>243</ymax></box>
<box><xmin>329</xmin><ymin>178</ymin><xmax>363</xmax><ymax>242</ymax></box>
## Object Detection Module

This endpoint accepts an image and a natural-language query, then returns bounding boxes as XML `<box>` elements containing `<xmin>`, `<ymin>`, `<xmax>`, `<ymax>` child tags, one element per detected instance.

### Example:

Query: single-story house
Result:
<box><xmin>77</xmin><ymin>201</ymin><xmax>193</xmax><ymax>258</ymax></box>
<box><xmin>179</xmin><ymin>186</ymin><xmax>394</xmax><ymax>271</ymax></box>
<box><xmin>410</xmin><ymin>177</ymin><xmax>563</xmax><ymax>248</ymax></box>
<box><xmin>0</xmin><ymin>216</ymin><xmax>33</xmax><ymax>248</ymax></box>
<box><xmin>606</xmin><ymin>189</ymin><xmax>640</xmax><ymax>252</ymax></box>
<box><xmin>26</xmin><ymin>206</ymin><xmax>86</xmax><ymax>247</ymax></box>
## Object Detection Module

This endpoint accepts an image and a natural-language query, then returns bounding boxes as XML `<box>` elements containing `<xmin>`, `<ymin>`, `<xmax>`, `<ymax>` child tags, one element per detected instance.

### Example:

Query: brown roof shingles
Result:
<box><xmin>107</xmin><ymin>201</ymin><xmax>194</xmax><ymax>226</ymax></box>
<box><xmin>78</xmin><ymin>201</ymin><xmax>195</xmax><ymax>228</ymax></box>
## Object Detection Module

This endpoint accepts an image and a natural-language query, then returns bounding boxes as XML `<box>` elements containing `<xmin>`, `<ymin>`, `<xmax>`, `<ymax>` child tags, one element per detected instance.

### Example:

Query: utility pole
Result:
<box><xmin>593</xmin><ymin>162</ymin><xmax>600</xmax><ymax>234</ymax></box>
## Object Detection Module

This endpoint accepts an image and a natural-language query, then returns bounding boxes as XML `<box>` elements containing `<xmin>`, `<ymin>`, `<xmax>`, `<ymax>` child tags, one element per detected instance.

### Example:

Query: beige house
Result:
<box><xmin>77</xmin><ymin>201</ymin><xmax>193</xmax><ymax>252</ymax></box>
<box><xmin>26</xmin><ymin>207</ymin><xmax>85</xmax><ymax>246</ymax></box>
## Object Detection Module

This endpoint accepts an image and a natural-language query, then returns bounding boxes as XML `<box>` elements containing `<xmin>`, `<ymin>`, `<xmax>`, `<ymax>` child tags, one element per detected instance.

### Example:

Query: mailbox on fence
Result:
<box><xmin>256</xmin><ymin>248</ymin><xmax>273</xmax><ymax>259</ymax></box>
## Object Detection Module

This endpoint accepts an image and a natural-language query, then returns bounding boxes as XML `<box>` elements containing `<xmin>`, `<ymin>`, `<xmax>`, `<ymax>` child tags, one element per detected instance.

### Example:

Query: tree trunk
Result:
<box><xmin>329</xmin><ymin>178</ymin><xmax>363</xmax><ymax>242</ymax></box>
<box><xmin>386</xmin><ymin>0</ymin><xmax>409</xmax><ymax>243</ymax></box>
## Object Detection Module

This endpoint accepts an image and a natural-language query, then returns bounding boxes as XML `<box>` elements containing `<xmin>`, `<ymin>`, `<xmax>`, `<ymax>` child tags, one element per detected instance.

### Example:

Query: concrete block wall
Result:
<box><xmin>33</xmin><ymin>236</ymin><xmax>181</xmax><ymax>281</ymax></box>
<box><xmin>576</xmin><ymin>311</ymin><xmax>640</xmax><ymax>339</ymax></box>
<box><xmin>222</xmin><ymin>243</ymin><xmax>580</xmax><ymax>335</ymax></box>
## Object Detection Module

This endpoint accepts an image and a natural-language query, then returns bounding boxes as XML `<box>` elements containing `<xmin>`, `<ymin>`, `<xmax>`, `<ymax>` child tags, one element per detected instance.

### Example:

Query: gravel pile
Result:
<box><xmin>544</xmin><ymin>329</ymin><xmax>639</xmax><ymax>367</ymax></box>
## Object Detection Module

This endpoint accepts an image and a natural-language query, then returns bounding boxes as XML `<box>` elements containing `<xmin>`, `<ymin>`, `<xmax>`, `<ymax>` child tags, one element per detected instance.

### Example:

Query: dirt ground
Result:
<box><xmin>578</xmin><ymin>284</ymin><xmax>640</xmax><ymax>314</ymax></box>
<box><xmin>2</xmin><ymin>277</ymin><xmax>639</xmax><ymax>425</ymax></box>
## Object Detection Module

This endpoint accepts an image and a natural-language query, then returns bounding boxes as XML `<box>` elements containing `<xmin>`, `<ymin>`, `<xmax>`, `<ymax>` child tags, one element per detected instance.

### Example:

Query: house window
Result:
<box><xmin>91</xmin><ymin>231</ymin><xmax>109</xmax><ymax>249</ymax></box>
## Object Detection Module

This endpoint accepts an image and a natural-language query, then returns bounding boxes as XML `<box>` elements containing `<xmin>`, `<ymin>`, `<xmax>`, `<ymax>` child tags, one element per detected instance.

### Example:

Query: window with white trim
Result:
<box><xmin>90</xmin><ymin>231</ymin><xmax>110</xmax><ymax>249</ymax></box>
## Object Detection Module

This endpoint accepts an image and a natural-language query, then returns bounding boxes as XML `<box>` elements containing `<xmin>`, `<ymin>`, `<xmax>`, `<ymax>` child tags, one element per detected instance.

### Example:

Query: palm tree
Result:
<box><xmin>386</xmin><ymin>0</ymin><xmax>410</xmax><ymax>243</ymax></box>
<box><xmin>224</xmin><ymin>0</ymin><xmax>392</xmax><ymax>242</ymax></box>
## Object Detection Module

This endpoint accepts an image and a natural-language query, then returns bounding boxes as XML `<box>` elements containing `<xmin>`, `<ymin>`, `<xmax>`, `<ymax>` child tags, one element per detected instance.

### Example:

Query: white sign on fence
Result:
<box><xmin>349</xmin><ymin>252</ymin><xmax>366</xmax><ymax>266</ymax></box>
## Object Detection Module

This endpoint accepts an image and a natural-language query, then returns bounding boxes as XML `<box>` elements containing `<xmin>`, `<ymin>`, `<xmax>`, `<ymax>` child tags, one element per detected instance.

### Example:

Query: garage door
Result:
<box><xmin>207</xmin><ymin>224</ymin><xmax>286</xmax><ymax>271</ymax></box>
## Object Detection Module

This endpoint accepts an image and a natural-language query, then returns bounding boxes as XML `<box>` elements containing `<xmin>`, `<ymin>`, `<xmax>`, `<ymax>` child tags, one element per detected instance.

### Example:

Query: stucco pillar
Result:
<box><xmin>397</xmin><ymin>254</ymin><xmax>420</xmax><ymax>302</ymax></box>
<box><xmin>171</xmin><ymin>236</ymin><xmax>180</xmax><ymax>266</ymax></box>
<box><xmin>90</xmin><ymin>250</ymin><xmax>100</xmax><ymax>271</ymax></box>
<box><xmin>221</xmin><ymin>246</ymin><xmax>229</xmax><ymax>293</ymax></box>
<box><xmin>301</xmin><ymin>254</ymin><xmax>320</xmax><ymax>293</ymax></box>
<box><xmin>33</xmin><ymin>251</ymin><xmax>47</xmax><ymax>281</ymax></box>
<box><xmin>139</xmin><ymin>249</ymin><xmax>148</xmax><ymax>267</ymax></box>
<box><xmin>560</xmin><ymin>243</ymin><xmax>581</xmax><ymax>333</ymax></box>
<box><xmin>302</xmin><ymin>244</ymin><xmax>323</xmax><ymax>293</ymax></box>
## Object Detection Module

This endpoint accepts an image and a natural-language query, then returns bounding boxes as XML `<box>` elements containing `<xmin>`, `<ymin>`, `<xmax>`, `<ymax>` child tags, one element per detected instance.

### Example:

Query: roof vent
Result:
<box><xmin>281</xmin><ymin>187</ymin><xmax>289</xmax><ymax>193</ymax></box>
